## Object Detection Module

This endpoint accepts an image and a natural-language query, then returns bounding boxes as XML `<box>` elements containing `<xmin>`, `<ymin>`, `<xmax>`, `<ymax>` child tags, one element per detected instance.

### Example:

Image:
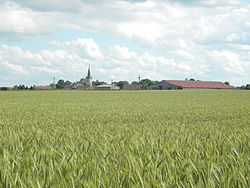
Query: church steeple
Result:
<box><xmin>86</xmin><ymin>66</ymin><xmax>92</xmax><ymax>88</ymax></box>
<box><xmin>87</xmin><ymin>66</ymin><xmax>91</xmax><ymax>78</ymax></box>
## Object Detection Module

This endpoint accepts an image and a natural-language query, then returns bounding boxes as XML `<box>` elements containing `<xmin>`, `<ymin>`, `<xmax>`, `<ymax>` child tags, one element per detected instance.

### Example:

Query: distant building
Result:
<box><xmin>147</xmin><ymin>80</ymin><xmax>238</xmax><ymax>90</ymax></box>
<box><xmin>71</xmin><ymin>84</ymin><xmax>88</xmax><ymax>90</ymax></box>
<box><xmin>70</xmin><ymin>67</ymin><xmax>93</xmax><ymax>90</ymax></box>
<box><xmin>123</xmin><ymin>84</ymin><xmax>143</xmax><ymax>90</ymax></box>
<box><xmin>95</xmin><ymin>84</ymin><xmax>120</xmax><ymax>90</ymax></box>
<box><xmin>86</xmin><ymin>67</ymin><xmax>92</xmax><ymax>88</ymax></box>
<box><xmin>34</xmin><ymin>86</ymin><xmax>52</xmax><ymax>90</ymax></box>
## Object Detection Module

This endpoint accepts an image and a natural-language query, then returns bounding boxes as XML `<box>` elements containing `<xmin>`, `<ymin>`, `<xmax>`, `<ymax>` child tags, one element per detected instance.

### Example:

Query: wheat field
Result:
<box><xmin>0</xmin><ymin>90</ymin><xmax>249</xmax><ymax>187</ymax></box>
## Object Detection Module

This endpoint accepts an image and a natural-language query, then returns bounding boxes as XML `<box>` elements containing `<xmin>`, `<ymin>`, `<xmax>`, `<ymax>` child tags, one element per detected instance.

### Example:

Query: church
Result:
<box><xmin>71</xmin><ymin>67</ymin><xmax>93</xmax><ymax>90</ymax></box>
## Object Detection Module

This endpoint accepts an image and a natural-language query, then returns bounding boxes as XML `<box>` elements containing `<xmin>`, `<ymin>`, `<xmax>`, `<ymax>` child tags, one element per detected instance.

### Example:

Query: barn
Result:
<box><xmin>147</xmin><ymin>80</ymin><xmax>238</xmax><ymax>90</ymax></box>
<box><xmin>34</xmin><ymin>86</ymin><xmax>52</xmax><ymax>90</ymax></box>
<box><xmin>123</xmin><ymin>84</ymin><xmax>143</xmax><ymax>90</ymax></box>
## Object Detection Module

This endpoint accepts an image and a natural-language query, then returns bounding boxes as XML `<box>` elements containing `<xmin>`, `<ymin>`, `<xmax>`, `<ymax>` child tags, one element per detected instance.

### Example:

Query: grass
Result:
<box><xmin>0</xmin><ymin>90</ymin><xmax>249</xmax><ymax>187</ymax></box>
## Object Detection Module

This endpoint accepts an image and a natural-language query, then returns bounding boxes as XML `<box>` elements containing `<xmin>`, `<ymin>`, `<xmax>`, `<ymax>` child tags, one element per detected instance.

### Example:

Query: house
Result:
<box><xmin>147</xmin><ymin>80</ymin><xmax>238</xmax><ymax>90</ymax></box>
<box><xmin>70</xmin><ymin>67</ymin><xmax>93</xmax><ymax>90</ymax></box>
<box><xmin>123</xmin><ymin>84</ymin><xmax>143</xmax><ymax>90</ymax></box>
<box><xmin>71</xmin><ymin>84</ymin><xmax>88</xmax><ymax>90</ymax></box>
<box><xmin>95</xmin><ymin>84</ymin><xmax>120</xmax><ymax>90</ymax></box>
<box><xmin>34</xmin><ymin>86</ymin><xmax>52</xmax><ymax>90</ymax></box>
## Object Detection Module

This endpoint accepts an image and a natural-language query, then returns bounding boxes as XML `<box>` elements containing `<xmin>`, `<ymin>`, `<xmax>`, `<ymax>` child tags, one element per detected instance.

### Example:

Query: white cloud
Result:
<box><xmin>0</xmin><ymin>60</ymin><xmax>28</xmax><ymax>74</ymax></box>
<box><xmin>0</xmin><ymin>0</ymin><xmax>249</xmax><ymax>86</ymax></box>
<box><xmin>49</xmin><ymin>38</ymin><xmax>103</xmax><ymax>59</ymax></box>
<box><xmin>0</xmin><ymin>2</ymin><xmax>59</xmax><ymax>40</ymax></box>
<box><xmin>208</xmin><ymin>50</ymin><xmax>250</xmax><ymax>76</ymax></box>
<box><xmin>0</xmin><ymin>38</ymin><xmax>211</xmax><ymax>86</ymax></box>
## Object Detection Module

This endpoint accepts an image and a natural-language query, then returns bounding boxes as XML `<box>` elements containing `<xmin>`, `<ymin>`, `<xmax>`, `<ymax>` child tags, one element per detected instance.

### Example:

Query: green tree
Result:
<box><xmin>79</xmin><ymin>78</ymin><xmax>86</xmax><ymax>84</ymax></box>
<box><xmin>224</xmin><ymin>81</ymin><xmax>230</xmax><ymax>85</ymax></box>
<box><xmin>131</xmin><ymin>81</ymin><xmax>139</xmax><ymax>85</ymax></box>
<box><xmin>93</xmin><ymin>80</ymin><xmax>107</xmax><ymax>86</ymax></box>
<box><xmin>117</xmin><ymin>81</ymin><xmax>129</xmax><ymax>89</ymax></box>
<box><xmin>112</xmin><ymin>81</ymin><xmax>118</xmax><ymax>86</ymax></box>
<box><xmin>56</xmin><ymin>79</ymin><xmax>65</xmax><ymax>89</ymax></box>
<box><xmin>139</xmin><ymin>79</ymin><xmax>153</xmax><ymax>88</ymax></box>
<box><xmin>246</xmin><ymin>84</ymin><xmax>250</xmax><ymax>90</ymax></box>
<box><xmin>65</xmin><ymin>81</ymin><xmax>72</xmax><ymax>86</ymax></box>
<box><xmin>240</xmin><ymin>85</ymin><xmax>246</xmax><ymax>89</ymax></box>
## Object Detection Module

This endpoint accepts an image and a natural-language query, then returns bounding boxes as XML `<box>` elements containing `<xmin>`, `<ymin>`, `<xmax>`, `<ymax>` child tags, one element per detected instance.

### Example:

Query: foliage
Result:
<box><xmin>0</xmin><ymin>90</ymin><xmax>249</xmax><ymax>187</ymax></box>
<box><xmin>117</xmin><ymin>81</ymin><xmax>129</xmax><ymax>89</ymax></box>
<box><xmin>246</xmin><ymin>84</ymin><xmax>250</xmax><ymax>90</ymax></box>
<box><xmin>92</xmin><ymin>80</ymin><xmax>107</xmax><ymax>86</ymax></box>
<box><xmin>224</xmin><ymin>81</ymin><xmax>230</xmax><ymax>85</ymax></box>
<box><xmin>56</xmin><ymin>79</ymin><xmax>72</xmax><ymax>89</ymax></box>
<box><xmin>138</xmin><ymin>79</ymin><xmax>159</xmax><ymax>88</ymax></box>
<box><xmin>131</xmin><ymin>81</ymin><xmax>139</xmax><ymax>85</ymax></box>
<box><xmin>240</xmin><ymin>84</ymin><xmax>250</xmax><ymax>90</ymax></box>
<box><xmin>0</xmin><ymin>87</ymin><xmax>8</xmax><ymax>90</ymax></box>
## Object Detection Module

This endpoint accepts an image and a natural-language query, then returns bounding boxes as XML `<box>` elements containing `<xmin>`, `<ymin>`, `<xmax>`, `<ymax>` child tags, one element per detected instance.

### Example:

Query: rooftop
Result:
<box><xmin>163</xmin><ymin>80</ymin><xmax>238</xmax><ymax>89</ymax></box>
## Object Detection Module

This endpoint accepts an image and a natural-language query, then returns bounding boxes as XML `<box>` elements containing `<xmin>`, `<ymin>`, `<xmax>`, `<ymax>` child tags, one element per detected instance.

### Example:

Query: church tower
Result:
<box><xmin>86</xmin><ymin>67</ymin><xmax>92</xmax><ymax>88</ymax></box>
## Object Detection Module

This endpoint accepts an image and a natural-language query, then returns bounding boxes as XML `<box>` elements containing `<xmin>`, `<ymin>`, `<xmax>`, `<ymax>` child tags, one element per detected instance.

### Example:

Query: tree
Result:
<box><xmin>139</xmin><ymin>79</ymin><xmax>153</xmax><ymax>88</ymax></box>
<box><xmin>65</xmin><ymin>81</ymin><xmax>72</xmax><ymax>86</ymax></box>
<box><xmin>18</xmin><ymin>85</ymin><xmax>26</xmax><ymax>89</ymax></box>
<box><xmin>112</xmin><ymin>81</ymin><xmax>118</xmax><ymax>86</ymax></box>
<box><xmin>92</xmin><ymin>80</ymin><xmax>107</xmax><ymax>86</ymax></box>
<box><xmin>246</xmin><ymin>84</ymin><xmax>250</xmax><ymax>90</ymax></box>
<box><xmin>189</xmin><ymin>78</ymin><xmax>195</xmax><ymax>81</ymax></box>
<box><xmin>224</xmin><ymin>81</ymin><xmax>230</xmax><ymax>85</ymax></box>
<box><xmin>56</xmin><ymin>79</ymin><xmax>65</xmax><ymax>89</ymax></box>
<box><xmin>0</xmin><ymin>87</ymin><xmax>8</xmax><ymax>90</ymax></box>
<box><xmin>152</xmin><ymin>80</ymin><xmax>160</xmax><ymax>85</ymax></box>
<box><xmin>131</xmin><ymin>81</ymin><xmax>139</xmax><ymax>85</ymax></box>
<box><xmin>240</xmin><ymin>85</ymin><xmax>246</xmax><ymax>89</ymax></box>
<box><xmin>29</xmin><ymin>85</ymin><xmax>35</xmax><ymax>90</ymax></box>
<box><xmin>117</xmin><ymin>81</ymin><xmax>129</xmax><ymax>89</ymax></box>
<box><xmin>79</xmin><ymin>78</ymin><xmax>86</xmax><ymax>84</ymax></box>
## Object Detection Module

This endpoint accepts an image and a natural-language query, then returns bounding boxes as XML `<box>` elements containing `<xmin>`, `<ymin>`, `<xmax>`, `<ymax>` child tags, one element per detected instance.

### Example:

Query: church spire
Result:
<box><xmin>87</xmin><ymin>66</ymin><xmax>91</xmax><ymax>78</ymax></box>
<box><xmin>86</xmin><ymin>66</ymin><xmax>92</xmax><ymax>88</ymax></box>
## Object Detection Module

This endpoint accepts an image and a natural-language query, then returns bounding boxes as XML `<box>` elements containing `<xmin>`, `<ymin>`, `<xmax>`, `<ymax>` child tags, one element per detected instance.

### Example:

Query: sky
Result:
<box><xmin>0</xmin><ymin>0</ymin><xmax>250</xmax><ymax>87</ymax></box>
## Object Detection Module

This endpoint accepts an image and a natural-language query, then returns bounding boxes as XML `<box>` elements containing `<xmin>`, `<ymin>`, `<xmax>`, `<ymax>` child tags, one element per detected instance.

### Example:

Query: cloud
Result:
<box><xmin>208</xmin><ymin>50</ymin><xmax>250</xmax><ymax>76</ymax></box>
<box><xmin>49</xmin><ymin>38</ymin><xmax>103</xmax><ymax>59</ymax></box>
<box><xmin>0</xmin><ymin>0</ymin><xmax>249</xmax><ymax>86</ymax></box>
<box><xmin>0</xmin><ymin>60</ymin><xmax>28</xmax><ymax>74</ymax></box>
<box><xmin>0</xmin><ymin>38</ymin><xmax>211</xmax><ymax>86</ymax></box>
<box><xmin>0</xmin><ymin>2</ymin><xmax>58</xmax><ymax>41</ymax></box>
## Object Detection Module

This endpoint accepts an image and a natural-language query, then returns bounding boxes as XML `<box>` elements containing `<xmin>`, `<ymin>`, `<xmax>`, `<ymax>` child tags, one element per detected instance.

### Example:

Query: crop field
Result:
<box><xmin>0</xmin><ymin>90</ymin><xmax>249</xmax><ymax>187</ymax></box>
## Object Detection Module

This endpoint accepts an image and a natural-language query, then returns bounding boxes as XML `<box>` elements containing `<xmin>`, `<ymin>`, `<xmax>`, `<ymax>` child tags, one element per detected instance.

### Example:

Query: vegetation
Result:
<box><xmin>0</xmin><ymin>90</ymin><xmax>249</xmax><ymax>187</ymax></box>
<box><xmin>240</xmin><ymin>84</ymin><xmax>250</xmax><ymax>90</ymax></box>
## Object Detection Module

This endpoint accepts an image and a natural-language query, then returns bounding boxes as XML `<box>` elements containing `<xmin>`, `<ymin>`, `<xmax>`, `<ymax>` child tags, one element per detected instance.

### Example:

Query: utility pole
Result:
<box><xmin>53</xmin><ymin>77</ymin><xmax>56</xmax><ymax>89</ymax></box>
<box><xmin>137</xmin><ymin>75</ymin><xmax>141</xmax><ymax>83</ymax></box>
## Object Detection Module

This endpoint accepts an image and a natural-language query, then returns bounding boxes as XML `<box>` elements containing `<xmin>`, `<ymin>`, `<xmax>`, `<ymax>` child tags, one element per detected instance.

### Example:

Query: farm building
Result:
<box><xmin>95</xmin><ymin>84</ymin><xmax>120</xmax><ymax>90</ymax></box>
<box><xmin>71</xmin><ymin>84</ymin><xmax>88</xmax><ymax>90</ymax></box>
<box><xmin>147</xmin><ymin>80</ymin><xmax>238</xmax><ymax>90</ymax></box>
<box><xmin>34</xmin><ymin>86</ymin><xmax>52</xmax><ymax>90</ymax></box>
<box><xmin>123</xmin><ymin>84</ymin><xmax>143</xmax><ymax>90</ymax></box>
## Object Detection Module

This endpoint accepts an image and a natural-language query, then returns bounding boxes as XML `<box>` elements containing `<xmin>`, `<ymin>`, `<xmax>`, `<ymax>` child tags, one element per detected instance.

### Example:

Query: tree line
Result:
<box><xmin>2</xmin><ymin>79</ymin><xmax>249</xmax><ymax>90</ymax></box>
<box><xmin>50</xmin><ymin>78</ymin><xmax>160</xmax><ymax>89</ymax></box>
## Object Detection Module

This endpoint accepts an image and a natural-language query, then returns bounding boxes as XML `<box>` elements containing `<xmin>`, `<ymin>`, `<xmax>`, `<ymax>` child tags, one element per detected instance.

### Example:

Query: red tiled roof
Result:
<box><xmin>34</xmin><ymin>86</ymin><xmax>52</xmax><ymax>90</ymax></box>
<box><xmin>163</xmin><ymin>80</ymin><xmax>238</xmax><ymax>89</ymax></box>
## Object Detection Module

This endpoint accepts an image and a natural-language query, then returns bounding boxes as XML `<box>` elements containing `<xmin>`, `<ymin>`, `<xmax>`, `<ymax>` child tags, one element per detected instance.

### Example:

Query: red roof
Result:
<box><xmin>163</xmin><ymin>80</ymin><xmax>238</xmax><ymax>89</ymax></box>
<box><xmin>34</xmin><ymin>86</ymin><xmax>52</xmax><ymax>90</ymax></box>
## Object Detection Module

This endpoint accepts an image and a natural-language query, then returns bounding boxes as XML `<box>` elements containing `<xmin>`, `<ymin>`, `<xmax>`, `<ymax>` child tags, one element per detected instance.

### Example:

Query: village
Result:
<box><xmin>5</xmin><ymin>67</ymin><xmax>248</xmax><ymax>91</ymax></box>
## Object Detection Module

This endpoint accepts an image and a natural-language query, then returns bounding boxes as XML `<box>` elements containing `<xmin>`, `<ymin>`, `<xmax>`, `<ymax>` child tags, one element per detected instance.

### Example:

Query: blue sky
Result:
<box><xmin>0</xmin><ymin>0</ymin><xmax>250</xmax><ymax>87</ymax></box>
